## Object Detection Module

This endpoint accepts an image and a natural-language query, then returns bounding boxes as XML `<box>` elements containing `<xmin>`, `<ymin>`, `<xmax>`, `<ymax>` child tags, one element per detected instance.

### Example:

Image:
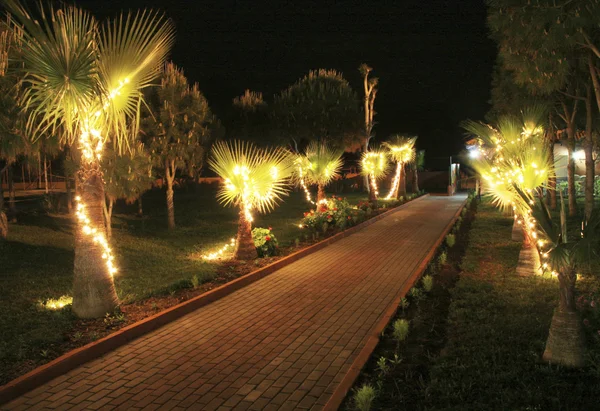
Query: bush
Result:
<box><xmin>422</xmin><ymin>275</ymin><xmax>433</xmax><ymax>292</ymax></box>
<box><xmin>392</xmin><ymin>318</ymin><xmax>410</xmax><ymax>342</ymax></box>
<box><xmin>353</xmin><ymin>384</ymin><xmax>376</xmax><ymax>411</ymax></box>
<box><xmin>252</xmin><ymin>227</ymin><xmax>279</xmax><ymax>257</ymax></box>
<box><xmin>438</xmin><ymin>251</ymin><xmax>447</xmax><ymax>266</ymax></box>
<box><xmin>300</xmin><ymin>196</ymin><xmax>365</xmax><ymax>235</ymax></box>
<box><xmin>446</xmin><ymin>233</ymin><xmax>456</xmax><ymax>248</ymax></box>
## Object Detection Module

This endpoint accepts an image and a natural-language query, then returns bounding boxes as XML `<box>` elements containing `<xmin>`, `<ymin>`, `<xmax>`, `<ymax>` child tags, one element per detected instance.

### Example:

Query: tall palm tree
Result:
<box><xmin>294</xmin><ymin>141</ymin><xmax>343</xmax><ymax>204</ymax></box>
<box><xmin>4</xmin><ymin>1</ymin><xmax>174</xmax><ymax>318</ymax></box>
<box><xmin>382</xmin><ymin>135</ymin><xmax>416</xmax><ymax>199</ymax></box>
<box><xmin>208</xmin><ymin>140</ymin><xmax>294</xmax><ymax>260</ymax></box>
<box><xmin>360</xmin><ymin>149</ymin><xmax>389</xmax><ymax>208</ymax></box>
<box><xmin>531</xmin><ymin>194</ymin><xmax>600</xmax><ymax>367</ymax></box>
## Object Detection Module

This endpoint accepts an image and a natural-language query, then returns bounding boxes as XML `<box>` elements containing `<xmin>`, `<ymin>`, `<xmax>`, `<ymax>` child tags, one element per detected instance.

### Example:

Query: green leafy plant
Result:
<box><xmin>353</xmin><ymin>384</ymin><xmax>376</xmax><ymax>411</ymax></box>
<box><xmin>422</xmin><ymin>275</ymin><xmax>434</xmax><ymax>292</ymax></box>
<box><xmin>446</xmin><ymin>234</ymin><xmax>456</xmax><ymax>248</ymax></box>
<box><xmin>409</xmin><ymin>286</ymin><xmax>424</xmax><ymax>302</ymax></box>
<box><xmin>392</xmin><ymin>318</ymin><xmax>410</xmax><ymax>342</ymax></box>
<box><xmin>300</xmin><ymin>196</ymin><xmax>365</xmax><ymax>235</ymax></box>
<box><xmin>438</xmin><ymin>251</ymin><xmax>448</xmax><ymax>266</ymax></box>
<box><xmin>399</xmin><ymin>297</ymin><xmax>410</xmax><ymax>311</ymax></box>
<box><xmin>191</xmin><ymin>274</ymin><xmax>200</xmax><ymax>288</ymax></box>
<box><xmin>252</xmin><ymin>227</ymin><xmax>279</xmax><ymax>257</ymax></box>
<box><xmin>376</xmin><ymin>356</ymin><xmax>389</xmax><ymax>375</ymax></box>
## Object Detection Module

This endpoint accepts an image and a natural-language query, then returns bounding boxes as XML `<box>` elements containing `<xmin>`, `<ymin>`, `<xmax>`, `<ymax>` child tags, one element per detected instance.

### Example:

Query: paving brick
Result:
<box><xmin>2</xmin><ymin>196</ymin><xmax>465</xmax><ymax>411</ymax></box>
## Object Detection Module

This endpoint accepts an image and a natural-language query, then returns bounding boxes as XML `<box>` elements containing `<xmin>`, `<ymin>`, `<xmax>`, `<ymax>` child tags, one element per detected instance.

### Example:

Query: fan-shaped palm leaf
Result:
<box><xmin>360</xmin><ymin>149</ymin><xmax>389</xmax><ymax>180</ymax></box>
<box><xmin>382</xmin><ymin>135</ymin><xmax>416</xmax><ymax>164</ymax></box>
<box><xmin>295</xmin><ymin>141</ymin><xmax>343</xmax><ymax>187</ymax></box>
<box><xmin>209</xmin><ymin>140</ymin><xmax>294</xmax><ymax>214</ymax></box>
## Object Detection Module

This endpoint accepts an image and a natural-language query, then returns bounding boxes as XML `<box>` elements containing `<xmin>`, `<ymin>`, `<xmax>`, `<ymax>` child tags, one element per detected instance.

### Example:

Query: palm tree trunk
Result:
<box><xmin>234</xmin><ymin>203</ymin><xmax>257</xmax><ymax>260</ymax></box>
<box><xmin>548</xmin><ymin>132</ymin><xmax>557</xmax><ymax>210</ymax></box>
<box><xmin>584</xmin><ymin>85</ymin><xmax>594</xmax><ymax>220</ymax></box>
<box><xmin>368</xmin><ymin>175</ymin><xmax>378</xmax><ymax>208</ymax></box>
<box><xmin>0</xmin><ymin>164</ymin><xmax>7</xmax><ymax>240</ymax></box>
<box><xmin>44</xmin><ymin>155</ymin><xmax>49</xmax><ymax>194</ymax></box>
<box><xmin>412</xmin><ymin>166</ymin><xmax>419</xmax><ymax>193</ymax></box>
<box><xmin>8</xmin><ymin>166</ymin><xmax>16</xmax><ymax>220</ymax></box>
<box><xmin>388</xmin><ymin>162</ymin><xmax>401</xmax><ymax>199</ymax></box>
<box><xmin>66</xmin><ymin>175</ymin><xmax>72</xmax><ymax>213</ymax></box>
<box><xmin>566</xmin><ymin>124</ymin><xmax>577</xmax><ymax>217</ymax></box>
<box><xmin>72</xmin><ymin>165</ymin><xmax>119</xmax><ymax>319</ymax></box>
<box><xmin>166</xmin><ymin>160</ymin><xmax>175</xmax><ymax>230</ymax></box>
<box><xmin>37</xmin><ymin>153</ymin><xmax>41</xmax><ymax>189</ymax></box>
<box><xmin>397</xmin><ymin>164</ymin><xmax>406</xmax><ymax>199</ymax></box>
<box><xmin>103</xmin><ymin>196</ymin><xmax>113</xmax><ymax>239</ymax></box>
<box><xmin>137</xmin><ymin>196</ymin><xmax>143</xmax><ymax>217</ymax></box>
<box><xmin>317</xmin><ymin>184</ymin><xmax>326</xmax><ymax>203</ymax></box>
<box><xmin>542</xmin><ymin>268</ymin><xmax>585</xmax><ymax>367</ymax></box>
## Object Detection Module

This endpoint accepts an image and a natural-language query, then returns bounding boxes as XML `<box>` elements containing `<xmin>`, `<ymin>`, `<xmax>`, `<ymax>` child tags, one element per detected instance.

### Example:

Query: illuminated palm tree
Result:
<box><xmin>209</xmin><ymin>140</ymin><xmax>294</xmax><ymax>260</ymax></box>
<box><xmin>360</xmin><ymin>149</ymin><xmax>389</xmax><ymax>208</ymax></box>
<box><xmin>4</xmin><ymin>1</ymin><xmax>174</xmax><ymax>318</ymax></box>
<box><xmin>464</xmin><ymin>107</ymin><xmax>552</xmax><ymax>246</ymax></box>
<box><xmin>531</xmin><ymin>195</ymin><xmax>600</xmax><ymax>367</ymax></box>
<box><xmin>294</xmin><ymin>142</ymin><xmax>343</xmax><ymax>204</ymax></box>
<box><xmin>382</xmin><ymin>135</ymin><xmax>416</xmax><ymax>199</ymax></box>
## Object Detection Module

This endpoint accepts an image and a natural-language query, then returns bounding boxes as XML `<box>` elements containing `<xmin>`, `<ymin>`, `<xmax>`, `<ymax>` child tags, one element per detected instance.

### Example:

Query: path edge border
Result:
<box><xmin>0</xmin><ymin>194</ymin><xmax>430</xmax><ymax>405</ymax></box>
<box><xmin>323</xmin><ymin>195</ymin><xmax>469</xmax><ymax>411</ymax></box>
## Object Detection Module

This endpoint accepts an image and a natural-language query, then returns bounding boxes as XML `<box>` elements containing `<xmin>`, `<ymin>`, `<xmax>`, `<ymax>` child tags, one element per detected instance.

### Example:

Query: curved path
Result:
<box><xmin>3</xmin><ymin>194</ymin><xmax>467</xmax><ymax>411</ymax></box>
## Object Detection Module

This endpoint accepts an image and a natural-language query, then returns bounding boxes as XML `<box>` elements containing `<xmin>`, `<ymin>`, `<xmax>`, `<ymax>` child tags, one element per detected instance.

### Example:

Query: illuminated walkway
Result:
<box><xmin>3</xmin><ymin>194</ymin><xmax>467</xmax><ymax>411</ymax></box>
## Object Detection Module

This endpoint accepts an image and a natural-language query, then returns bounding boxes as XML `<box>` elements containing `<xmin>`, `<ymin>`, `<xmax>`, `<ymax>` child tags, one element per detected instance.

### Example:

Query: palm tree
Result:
<box><xmin>208</xmin><ymin>140</ymin><xmax>294</xmax><ymax>260</ymax></box>
<box><xmin>294</xmin><ymin>142</ymin><xmax>343</xmax><ymax>204</ymax></box>
<box><xmin>464</xmin><ymin>107</ymin><xmax>551</xmax><ymax>246</ymax></box>
<box><xmin>360</xmin><ymin>149</ymin><xmax>389</xmax><ymax>208</ymax></box>
<box><xmin>4</xmin><ymin>1</ymin><xmax>174</xmax><ymax>318</ymax></box>
<box><xmin>382</xmin><ymin>135</ymin><xmax>416</xmax><ymax>199</ymax></box>
<box><xmin>531</xmin><ymin>194</ymin><xmax>600</xmax><ymax>367</ymax></box>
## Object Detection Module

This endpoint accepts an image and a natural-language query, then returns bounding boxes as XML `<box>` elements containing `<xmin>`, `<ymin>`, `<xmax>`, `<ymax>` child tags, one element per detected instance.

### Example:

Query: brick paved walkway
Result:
<box><xmin>3</xmin><ymin>195</ymin><xmax>466</xmax><ymax>411</ymax></box>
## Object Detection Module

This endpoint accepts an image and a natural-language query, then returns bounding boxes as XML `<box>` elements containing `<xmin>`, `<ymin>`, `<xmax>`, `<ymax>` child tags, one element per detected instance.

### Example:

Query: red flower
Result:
<box><xmin>265</xmin><ymin>236</ymin><xmax>271</xmax><ymax>241</ymax></box>
<box><xmin>338</xmin><ymin>197</ymin><xmax>342</xmax><ymax>201</ymax></box>
<box><xmin>334</xmin><ymin>208</ymin><xmax>338</xmax><ymax>211</ymax></box>
<box><xmin>268</xmin><ymin>226</ymin><xmax>272</xmax><ymax>231</ymax></box>
<box><xmin>347</xmin><ymin>216</ymin><xmax>351</xmax><ymax>220</ymax></box>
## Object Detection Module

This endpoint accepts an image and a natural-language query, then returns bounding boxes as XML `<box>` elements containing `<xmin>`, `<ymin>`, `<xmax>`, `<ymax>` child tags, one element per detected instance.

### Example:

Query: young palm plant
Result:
<box><xmin>531</xmin><ymin>193</ymin><xmax>600</xmax><ymax>367</ymax></box>
<box><xmin>360</xmin><ymin>149</ymin><xmax>389</xmax><ymax>208</ymax></box>
<box><xmin>382</xmin><ymin>135</ymin><xmax>416</xmax><ymax>199</ymax></box>
<box><xmin>294</xmin><ymin>141</ymin><xmax>343</xmax><ymax>205</ymax></box>
<box><xmin>208</xmin><ymin>140</ymin><xmax>294</xmax><ymax>260</ymax></box>
<box><xmin>4</xmin><ymin>1</ymin><xmax>174</xmax><ymax>318</ymax></box>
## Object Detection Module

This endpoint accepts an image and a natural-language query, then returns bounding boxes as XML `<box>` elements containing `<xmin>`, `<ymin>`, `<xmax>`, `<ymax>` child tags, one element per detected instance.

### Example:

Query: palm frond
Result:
<box><xmin>382</xmin><ymin>135</ymin><xmax>417</xmax><ymax>164</ymax></box>
<box><xmin>97</xmin><ymin>9</ymin><xmax>175</xmax><ymax>152</ymax></box>
<box><xmin>208</xmin><ymin>140</ymin><xmax>294</xmax><ymax>213</ymax></box>
<box><xmin>295</xmin><ymin>141</ymin><xmax>343</xmax><ymax>186</ymax></box>
<box><xmin>360</xmin><ymin>149</ymin><xmax>389</xmax><ymax>180</ymax></box>
<box><xmin>4</xmin><ymin>0</ymin><xmax>98</xmax><ymax>142</ymax></box>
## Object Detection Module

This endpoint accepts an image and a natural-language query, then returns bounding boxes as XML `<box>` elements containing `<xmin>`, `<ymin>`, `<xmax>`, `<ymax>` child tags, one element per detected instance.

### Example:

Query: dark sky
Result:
<box><xmin>78</xmin><ymin>0</ymin><xmax>496</xmax><ymax>169</ymax></box>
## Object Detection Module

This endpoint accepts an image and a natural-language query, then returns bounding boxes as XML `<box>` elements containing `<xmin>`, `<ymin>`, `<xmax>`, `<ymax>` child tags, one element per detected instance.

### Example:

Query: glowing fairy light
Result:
<box><xmin>203</xmin><ymin>238</ymin><xmax>236</xmax><ymax>260</ymax></box>
<box><xmin>74</xmin><ymin>196</ymin><xmax>118</xmax><ymax>277</ymax></box>
<box><xmin>297</xmin><ymin>164</ymin><xmax>315</xmax><ymax>204</ymax></box>
<box><xmin>385</xmin><ymin>162</ymin><xmax>402</xmax><ymax>200</ymax></box>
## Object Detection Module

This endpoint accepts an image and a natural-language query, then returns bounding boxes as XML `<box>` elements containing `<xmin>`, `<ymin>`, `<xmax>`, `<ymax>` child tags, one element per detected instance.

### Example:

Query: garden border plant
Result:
<box><xmin>0</xmin><ymin>192</ymin><xmax>430</xmax><ymax>405</ymax></box>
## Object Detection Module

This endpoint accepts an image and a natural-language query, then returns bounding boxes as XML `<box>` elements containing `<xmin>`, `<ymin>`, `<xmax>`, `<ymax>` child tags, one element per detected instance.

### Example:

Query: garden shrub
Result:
<box><xmin>353</xmin><ymin>384</ymin><xmax>376</xmax><ymax>411</ymax></box>
<box><xmin>422</xmin><ymin>275</ymin><xmax>433</xmax><ymax>292</ymax></box>
<box><xmin>446</xmin><ymin>233</ymin><xmax>456</xmax><ymax>248</ymax></box>
<box><xmin>252</xmin><ymin>227</ymin><xmax>279</xmax><ymax>257</ymax></box>
<box><xmin>300</xmin><ymin>196</ymin><xmax>365</xmax><ymax>235</ymax></box>
<box><xmin>438</xmin><ymin>250</ymin><xmax>447</xmax><ymax>266</ymax></box>
<box><xmin>392</xmin><ymin>318</ymin><xmax>410</xmax><ymax>342</ymax></box>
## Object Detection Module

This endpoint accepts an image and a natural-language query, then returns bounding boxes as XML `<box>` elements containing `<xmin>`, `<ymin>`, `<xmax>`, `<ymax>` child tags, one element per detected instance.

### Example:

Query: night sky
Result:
<box><xmin>78</xmin><ymin>0</ymin><xmax>496</xmax><ymax>169</ymax></box>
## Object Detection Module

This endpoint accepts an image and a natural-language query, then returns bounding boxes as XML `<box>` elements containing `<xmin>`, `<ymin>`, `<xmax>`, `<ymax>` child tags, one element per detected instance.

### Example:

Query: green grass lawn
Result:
<box><xmin>423</xmin><ymin>200</ymin><xmax>600</xmax><ymax>410</ymax></box>
<box><xmin>0</xmin><ymin>184</ymin><xmax>370</xmax><ymax>383</ymax></box>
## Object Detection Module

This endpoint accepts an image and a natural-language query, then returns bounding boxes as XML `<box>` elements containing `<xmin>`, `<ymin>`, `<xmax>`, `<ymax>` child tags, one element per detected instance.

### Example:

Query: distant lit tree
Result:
<box><xmin>294</xmin><ymin>142</ymin><xmax>343</xmax><ymax>204</ymax></box>
<box><xmin>273</xmin><ymin>69</ymin><xmax>361</xmax><ymax>151</ymax></box>
<box><xmin>360</xmin><ymin>149</ymin><xmax>389</xmax><ymax>208</ymax></box>
<box><xmin>144</xmin><ymin>62</ymin><xmax>216</xmax><ymax>230</ymax></box>
<box><xmin>230</xmin><ymin>89</ymin><xmax>270</xmax><ymax>144</ymax></box>
<box><xmin>382</xmin><ymin>135</ymin><xmax>417</xmax><ymax>199</ymax></box>
<box><xmin>102</xmin><ymin>144</ymin><xmax>152</xmax><ymax>238</ymax></box>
